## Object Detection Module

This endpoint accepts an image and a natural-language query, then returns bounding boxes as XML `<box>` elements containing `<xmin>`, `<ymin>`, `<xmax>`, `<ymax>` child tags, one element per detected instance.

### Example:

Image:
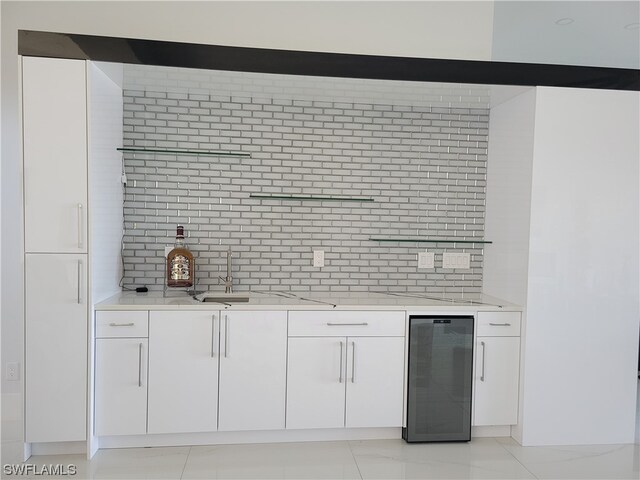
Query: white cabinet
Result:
<box><xmin>473</xmin><ymin>337</ymin><xmax>520</xmax><ymax>426</ymax></box>
<box><xmin>90</xmin><ymin>306</ymin><xmax>526</xmax><ymax>438</ymax></box>
<box><xmin>473</xmin><ymin>312</ymin><xmax>521</xmax><ymax>426</ymax></box>
<box><xmin>218</xmin><ymin>311</ymin><xmax>287</xmax><ymax>431</ymax></box>
<box><xmin>95</xmin><ymin>338</ymin><xmax>148</xmax><ymax>436</ymax></box>
<box><xmin>22</xmin><ymin>57</ymin><xmax>87</xmax><ymax>254</ymax></box>
<box><xmin>95</xmin><ymin>311</ymin><xmax>148</xmax><ymax>437</ymax></box>
<box><xmin>25</xmin><ymin>254</ymin><xmax>87</xmax><ymax>442</ymax></box>
<box><xmin>286</xmin><ymin>311</ymin><xmax>406</xmax><ymax>430</ymax></box>
<box><xmin>287</xmin><ymin>337</ymin><xmax>405</xmax><ymax>430</ymax></box>
<box><xmin>287</xmin><ymin>337</ymin><xmax>347</xmax><ymax>429</ymax></box>
<box><xmin>22</xmin><ymin>56</ymin><xmax>89</xmax><ymax>444</ymax></box>
<box><xmin>147</xmin><ymin>311</ymin><xmax>218</xmax><ymax>434</ymax></box>
<box><xmin>95</xmin><ymin>309</ymin><xmax>289</xmax><ymax>436</ymax></box>
<box><xmin>344</xmin><ymin>337</ymin><xmax>405</xmax><ymax>428</ymax></box>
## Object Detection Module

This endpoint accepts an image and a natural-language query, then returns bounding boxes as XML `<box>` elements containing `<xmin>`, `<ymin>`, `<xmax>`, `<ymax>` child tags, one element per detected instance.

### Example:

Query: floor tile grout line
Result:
<box><xmin>179</xmin><ymin>445</ymin><xmax>193</xmax><ymax>479</ymax></box>
<box><xmin>347</xmin><ymin>440</ymin><xmax>365</xmax><ymax>480</ymax></box>
<box><xmin>493</xmin><ymin>436</ymin><xmax>541</xmax><ymax>480</ymax></box>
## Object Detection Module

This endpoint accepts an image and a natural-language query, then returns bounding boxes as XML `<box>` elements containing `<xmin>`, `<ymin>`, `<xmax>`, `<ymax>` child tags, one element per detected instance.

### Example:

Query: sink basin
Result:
<box><xmin>195</xmin><ymin>292</ymin><xmax>250</xmax><ymax>303</ymax></box>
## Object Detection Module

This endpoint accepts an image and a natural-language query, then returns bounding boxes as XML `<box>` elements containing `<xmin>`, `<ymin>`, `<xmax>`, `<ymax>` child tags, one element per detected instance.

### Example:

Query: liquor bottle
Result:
<box><xmin>166</xmin><ymin>226</ymin><xmax>194</xmax><ymax>288</ymax></box>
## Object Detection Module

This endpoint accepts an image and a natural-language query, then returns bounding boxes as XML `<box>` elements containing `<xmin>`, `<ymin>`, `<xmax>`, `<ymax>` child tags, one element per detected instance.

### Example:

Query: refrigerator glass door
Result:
<box><xmin>404</xmin><ymin>316</ymin><xmax>474</xmax><ymax>442</ymax></box>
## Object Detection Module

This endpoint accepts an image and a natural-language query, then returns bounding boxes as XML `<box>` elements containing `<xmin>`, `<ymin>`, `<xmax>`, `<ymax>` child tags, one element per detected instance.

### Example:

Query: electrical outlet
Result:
<box><xmin>6</xmin><ymin>362</ymin><xmax>19</xmax><ymax>381</ymax></box>
<box><xmin>418</xmin><ymin>251</ymin><xmax>435</xmax><ymax>269</ymax></box>
<box><xmin>442</xmin><ymin>252</ymin><xmax>471</xmax><ymax>269</ymax></box>
<box><xmin>313</xmin><ymin>250</ymin><xmax>325</xmax><ymax>267</ymax></box>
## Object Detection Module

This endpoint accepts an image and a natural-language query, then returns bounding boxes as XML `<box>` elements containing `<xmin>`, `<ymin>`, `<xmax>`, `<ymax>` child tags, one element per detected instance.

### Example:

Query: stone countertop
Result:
<box><xmin>95</xmin><ymin>290</ymin><xmax>521</xmax><ymax>312</ymax></box>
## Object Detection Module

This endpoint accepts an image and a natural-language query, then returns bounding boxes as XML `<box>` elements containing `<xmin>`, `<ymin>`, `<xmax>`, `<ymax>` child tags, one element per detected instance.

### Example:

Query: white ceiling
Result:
<box><xmin>492</xmin><ymin>1</ymin><xmax>640</xmax><ymax>69</ymax></box>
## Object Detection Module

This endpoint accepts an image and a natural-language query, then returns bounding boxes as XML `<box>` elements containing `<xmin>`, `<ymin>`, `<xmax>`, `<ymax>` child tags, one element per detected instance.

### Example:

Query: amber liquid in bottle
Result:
<box><xmin>166</xmin><ymin>226</ymin><xmax>194</xmax><ymax>287</ymax></box>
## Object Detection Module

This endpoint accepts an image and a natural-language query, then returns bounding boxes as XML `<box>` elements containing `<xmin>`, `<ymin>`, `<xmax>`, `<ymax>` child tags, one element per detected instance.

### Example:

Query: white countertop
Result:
<box><xmin>95</xmin><ymin>290</ymin><xmax>521</xmax><ymax>312</ymax></box>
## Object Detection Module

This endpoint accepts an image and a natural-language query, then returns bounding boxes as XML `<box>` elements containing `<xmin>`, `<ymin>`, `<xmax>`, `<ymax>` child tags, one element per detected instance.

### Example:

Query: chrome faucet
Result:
<box><xmin>219</xmin><ymin>248</ymin><xmax>233</xmax><ymax>293</ymax></box>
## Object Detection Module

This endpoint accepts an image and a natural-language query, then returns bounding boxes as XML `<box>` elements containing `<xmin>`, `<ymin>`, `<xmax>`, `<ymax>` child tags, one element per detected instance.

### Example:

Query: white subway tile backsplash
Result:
<box><xmin>121</xmin><ymin>90</ymin><xmax>488</xmax><ymax>293</ymax></box>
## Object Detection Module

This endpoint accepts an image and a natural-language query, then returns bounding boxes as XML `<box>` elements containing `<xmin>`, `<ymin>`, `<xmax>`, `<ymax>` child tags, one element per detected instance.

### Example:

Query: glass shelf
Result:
<box><xmin>249</xmin><ymin>193</ymin><xmax>375</xmax><ymax>203</ymax></box>
<box><xmin>117</xmin><ymin>147</ymin><xmax>251</xmax><ymax>158</ymax></box>
<box><xmin>369</xmin><ymin>237</ymin><xmax>492</xmax><ymax>244</ymax></box>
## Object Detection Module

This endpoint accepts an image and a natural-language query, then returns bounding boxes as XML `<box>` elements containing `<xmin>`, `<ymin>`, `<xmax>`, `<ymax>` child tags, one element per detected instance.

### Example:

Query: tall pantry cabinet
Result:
<box><xmin>23</xmin><ymin>57</ymin><xmax>88</xmax><ymax>442</ymax></box>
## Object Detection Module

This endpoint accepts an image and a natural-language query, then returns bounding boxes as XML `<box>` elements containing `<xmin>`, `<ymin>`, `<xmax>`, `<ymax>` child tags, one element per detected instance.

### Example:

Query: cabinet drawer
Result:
<box><xmin>288</xmin><ymin>311</ymin><xmax>405</xmax><ymax>337</ymax></box>
<box><xmin>96</xmin><ymin>311</ymin><xmax>148</xmax><ymax>338</ymax></box>
<box><xmin>477</xmin><ymin>312</ymin><xmax>521</xmax><ymax>337</ymax></box>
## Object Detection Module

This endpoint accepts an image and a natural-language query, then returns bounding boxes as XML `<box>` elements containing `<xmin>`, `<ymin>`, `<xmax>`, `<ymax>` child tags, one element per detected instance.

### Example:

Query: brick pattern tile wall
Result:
<box><xmin>121</xmin><ymin>90</ymin><xmax>489</xmax><ymax>293</ymax></box>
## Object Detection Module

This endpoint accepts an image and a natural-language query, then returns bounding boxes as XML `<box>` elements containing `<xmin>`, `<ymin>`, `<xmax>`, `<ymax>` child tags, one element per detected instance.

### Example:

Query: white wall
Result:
<box><xmin>483</xmin><ymin>88</ymin><xmax>537</xmax><ymax>444</ymax></box>
<box><xmin>89</xmin><ymin>62</ymin><xmax>124</xmax><ymax>306</ymax></box>
<box><xmin>522</xmin><ymin>87</ymin><xmax>639</xmax><ymax>445</ymax></box>
<box><xmin>484</xmin><ymin>86</ymin><xmax>640</xmax><ymax>445</ymax></box>
<box><xmin>483</xmin><ymin>88</ymin><xmax>536</xmax><ymax>307</ymax></box>
<box><xmin>1</xmin><ymin>1</ymin><xmax>495</xmax><ymax>60</ymax></box>
<box><xmin>87</xmin><ymin>61</ymin><xmax>124</xmax><ymax>457</ymax></box>
<box><xmin>0</xmin><ymin>52</ymin><xmax>25</xmax><ymax>464</ymax></box>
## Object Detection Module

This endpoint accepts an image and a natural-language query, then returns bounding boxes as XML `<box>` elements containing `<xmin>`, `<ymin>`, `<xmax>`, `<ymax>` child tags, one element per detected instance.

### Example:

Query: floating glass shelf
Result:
<box><xmin>369</xmin><ymin>237</ymin><xmax>492</xmax><ymax>244</ymax></box>
<box><xmin>117</xmin><ymin>147</ymin><xmax>251</xmax><ymax>158</ymax></box>
<box><xmin>249</xmin><ymin>193</ymin><xmax>375</xmax><ymax>203</ymax></box>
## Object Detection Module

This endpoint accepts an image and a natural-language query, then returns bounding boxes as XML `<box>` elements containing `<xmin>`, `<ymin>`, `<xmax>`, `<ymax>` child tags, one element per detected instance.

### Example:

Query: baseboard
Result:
<box><xmin>471</xmin><ymin>425</ymin><xmax>512</xmax><ymax>437</ymax></box>
<box><xmin>23</xmin><ymin>443</ymin><xmax>32</xmax><ymax>462</ymax></box>
<box><xmin>99</xmin><ymin>427</ymin><xmax>402</xmax><ymax>449</ymax></box>
<box><xmin>30</xmin><ymin>441</ymin><xmax>86</xmax><ymax>456</ymax></box>
<box><xmin>88</xmin><ymin>436</ymin><xmax>99</xmax><ymax>460</ymax></box>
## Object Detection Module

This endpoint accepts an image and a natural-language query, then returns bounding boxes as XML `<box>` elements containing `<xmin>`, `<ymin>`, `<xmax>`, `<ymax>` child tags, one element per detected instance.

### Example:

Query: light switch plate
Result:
<box><xmin>418</xmin><ymin>251</ymin><xmax>435</xmax><ymax>269</ymax></box>
<box><xmin>442</xmin><ymin>252</ymin><xmax>470</xmax><ymax>269</ymax></box>
<box><xmin>313</xmin><ymin>250</ymin><xmax>325</xmax><ymax>267</ymax></box>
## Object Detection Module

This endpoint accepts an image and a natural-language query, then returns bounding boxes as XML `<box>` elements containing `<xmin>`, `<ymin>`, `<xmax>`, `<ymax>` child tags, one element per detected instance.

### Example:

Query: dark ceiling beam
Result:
<box><xmin>18</xmin><ymin>30</ymin><xmax>640</xmax><ymax>91</ymax></box>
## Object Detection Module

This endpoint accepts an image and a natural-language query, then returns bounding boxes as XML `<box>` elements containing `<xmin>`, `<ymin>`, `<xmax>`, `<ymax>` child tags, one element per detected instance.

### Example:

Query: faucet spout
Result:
<box><xmin>219</xmin><ymin>248</ymin><xmax>233</xmax><ymax>294</ymax></box>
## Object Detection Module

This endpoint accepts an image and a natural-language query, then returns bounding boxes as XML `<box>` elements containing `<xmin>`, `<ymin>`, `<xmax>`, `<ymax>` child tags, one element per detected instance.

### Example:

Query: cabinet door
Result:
<box><xmin>147</xmin><ymin>311</ymin><xmax>218</xmax><ymax>434</ymax></box>
<box><xmin>25</xmin><ymin>254</ymin><xmax>87</xmax><ymax>442</ymax></box>
<box><xmin>345</xmin><ymin>337</ymin><xmax>405</xmax><ymax>428</ymax></box>
<box><xmin>95</xmin><ymin>339</ymin><xmax>147</xmax><ymax>436</ymax></box>
<box><xmin>218</xmin><ymin>311</ymin><xmax>287</xmax><ymax>431</ymax></box>
<box><xmin>286</xmin><ymin>337</ymin><xmax>346</xmax><ymax>429</ymax></box>
<box><xmin>473</xmin><ymin>336</ymin><xmax>520</xmax><ymax>426</ymax></box>
<box><xmin>22</xmin><ymin>57</ymin><xmax>88</xmax><ymax>253</ymax></box>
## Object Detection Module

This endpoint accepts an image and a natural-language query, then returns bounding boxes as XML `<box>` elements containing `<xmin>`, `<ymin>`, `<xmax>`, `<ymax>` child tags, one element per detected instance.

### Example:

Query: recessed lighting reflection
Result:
<box><xmin>624</xmin><ymin>23</ymin><xmax>639</xmax><ymax>30</ymax></box>
<box><xmin>555</xmin><ymin>17</ymin><xmax>575</xmax><ymax>26</ymax></box>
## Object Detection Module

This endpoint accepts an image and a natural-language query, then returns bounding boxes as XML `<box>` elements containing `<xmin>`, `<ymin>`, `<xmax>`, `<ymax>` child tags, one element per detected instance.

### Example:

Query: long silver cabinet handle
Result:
<box><xmin>77</xmin><ymin>259</ymin><xmax>82</xmax><ymax>304</ymax></box>
<box><xmin>480</xmin><ymin>341</ymin><xmax>486</xmax><ymax>382</ymax></box>
<box><xmin>224</xmin><ymin>315</ymin><xmax>229</xmax><ymax>358</ymax></box>
<box><xmin>339</xmin><ymin>341</ymin><xmax>344</xmax><ymax>383</ymax></box>
<box><xmin>351</xmin><ymin>341</ymin><xmax>356</xmax><ymax>383</ymax></box>
<box><xmin>489</xmin><ymin>323</ymin><xmax>511</xmax><ymax>327</ymax></box>
<box><xmin>326</xmin><ymin>322</ymin><xmax>368</xmax><ymax>326</ymax></box>
<box><xmin>109</xmin><ymin>322</ymin><xmax>134</xmax><ymax>327</ymax></box>
<box><xmin>138</xmin><ymin>342</ymin><xmax>143</xmax><ymax>387</ymax></box>
<box><xmin>211</xmin><ymin>314</ymin><xmax>217</xmax><ymax>358</ymax></box>
<box><xmin>77</xmin><ymin>203</ymin><xmax>84</xmax><ymax>249</ymax></box>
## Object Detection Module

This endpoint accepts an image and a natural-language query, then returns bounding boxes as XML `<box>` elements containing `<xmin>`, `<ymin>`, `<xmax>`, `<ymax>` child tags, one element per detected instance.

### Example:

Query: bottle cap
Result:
<box><xmin>176</xmin><ymin>225</ymin><xmax>184</xmax><ymax>237</ymax></box>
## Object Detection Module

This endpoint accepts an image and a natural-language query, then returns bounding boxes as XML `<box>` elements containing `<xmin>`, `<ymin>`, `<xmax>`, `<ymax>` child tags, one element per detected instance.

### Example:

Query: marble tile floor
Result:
<box><xmin>18</xmin><ymin>437</ymin><xmax>639</xmax><ymax>480</ymax></box>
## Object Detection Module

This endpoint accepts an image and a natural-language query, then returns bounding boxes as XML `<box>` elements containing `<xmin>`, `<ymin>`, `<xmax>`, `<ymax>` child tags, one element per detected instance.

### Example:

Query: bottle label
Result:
<box><xmin>170</xmin><ymin>254</ymin><xmax>191</xmax><ymax>281</ymax></box>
